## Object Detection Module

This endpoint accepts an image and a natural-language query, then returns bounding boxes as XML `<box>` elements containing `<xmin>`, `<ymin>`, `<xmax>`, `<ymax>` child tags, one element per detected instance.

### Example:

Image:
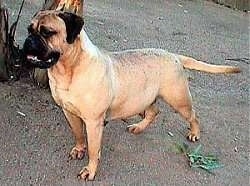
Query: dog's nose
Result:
<box><xmin>23</xmin><ymin>35</ymin><xmax>45</xmax><ymax>55</ymax></box>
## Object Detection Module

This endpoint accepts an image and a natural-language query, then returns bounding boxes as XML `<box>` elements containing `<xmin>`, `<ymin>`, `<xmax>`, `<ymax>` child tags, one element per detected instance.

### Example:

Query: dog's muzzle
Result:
<box><xmin>23</xmin><ymin>34</ymin><xmax>60</xmax><ymax>69</ymax></box>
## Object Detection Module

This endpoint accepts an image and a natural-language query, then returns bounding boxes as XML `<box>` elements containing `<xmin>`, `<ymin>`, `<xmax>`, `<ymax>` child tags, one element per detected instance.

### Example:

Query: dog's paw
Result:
<box><xmin>69</xmin><ymin>146</ymin><xmax>86</xmax><ymax>160</ymax></box>
<box><xmin>126</xmin><ymin>124</ymin><xmax>143</xmax><ymax>134</ymax></box>
<box><xmin>187</xmin><ymin>131</ymin><xmax>200</xmax><ymax>142</ymax></box>
<box><xmin>77</xmin><ymin>166</ymin><xmax>96</xmax><ymax>181</ymax></box>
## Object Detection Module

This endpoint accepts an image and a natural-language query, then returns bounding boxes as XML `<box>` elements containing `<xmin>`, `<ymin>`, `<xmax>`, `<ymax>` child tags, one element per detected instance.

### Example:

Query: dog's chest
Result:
<box><xmin>51</xmin><ymin>86</ymin><xmax>81</xmax><ymax>116</ymax></box>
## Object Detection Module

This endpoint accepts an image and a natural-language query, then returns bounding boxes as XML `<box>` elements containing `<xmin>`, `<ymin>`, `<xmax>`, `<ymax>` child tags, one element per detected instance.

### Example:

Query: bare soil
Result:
<box><xmin>0</xmin><ymin>0</ymin><xmax>249</xmax><ymax>185</ymax></box>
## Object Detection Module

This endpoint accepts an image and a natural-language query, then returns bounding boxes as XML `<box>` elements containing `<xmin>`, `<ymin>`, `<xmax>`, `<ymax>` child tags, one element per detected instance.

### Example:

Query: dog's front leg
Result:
<box><xmin>77</xmin><ymin>118</ymin><xmax>104</xmax><ymax>181</ymax></box>
<box><xmin>63</xmin><ymin>109</ymin><xmax>86</xmax><ymax>160</ymax></box>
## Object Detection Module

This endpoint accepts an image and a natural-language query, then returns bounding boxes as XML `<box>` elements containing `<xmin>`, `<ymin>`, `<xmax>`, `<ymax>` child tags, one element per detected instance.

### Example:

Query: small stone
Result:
<box><xmin>234</xmin><ymin>147</ymin><xmax>238</xmax><ymax>152</ymax></box>
<box><xmin>17</xmin><ymin>111</ymin><xmax>26</xmax><ymax>117</ymax></box>
<box><xmin>168</xmin><ymin>131</ymin><xmax>174</xmax><ymax>137</ymax></box>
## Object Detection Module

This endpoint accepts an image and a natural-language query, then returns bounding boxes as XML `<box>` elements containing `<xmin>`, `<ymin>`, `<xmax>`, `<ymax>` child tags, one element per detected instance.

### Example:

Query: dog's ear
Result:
<box><xmin>58</xmin><ymin>12</ymin><xmax>84</xmax><ymax>44</ymax></box>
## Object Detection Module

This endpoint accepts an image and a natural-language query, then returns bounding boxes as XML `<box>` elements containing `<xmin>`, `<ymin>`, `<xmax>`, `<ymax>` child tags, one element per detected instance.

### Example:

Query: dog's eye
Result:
<box><xmin>40</xmin><ymin>26</ymin><xmax>57</xmax><ymax>38</ymax></box>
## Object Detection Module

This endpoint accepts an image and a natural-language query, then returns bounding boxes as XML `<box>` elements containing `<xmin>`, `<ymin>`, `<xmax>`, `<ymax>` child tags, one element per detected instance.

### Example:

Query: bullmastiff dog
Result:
<box><xmin>23</xmin><ymin>10</ymin><xmax>240</xmax><ymax>180</ymax></box>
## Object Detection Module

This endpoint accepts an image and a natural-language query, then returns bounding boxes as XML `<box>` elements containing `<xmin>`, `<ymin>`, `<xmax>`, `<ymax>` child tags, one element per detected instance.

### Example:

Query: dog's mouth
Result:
<box><xmin>26</xmin><ymin>51</ymin><xmax>60</xmax><ymax>69</ymax></box>
<box><xmin>27</xmin><ymin>55</ymin><xmax>52</xmax><ymax>63</ymax></box>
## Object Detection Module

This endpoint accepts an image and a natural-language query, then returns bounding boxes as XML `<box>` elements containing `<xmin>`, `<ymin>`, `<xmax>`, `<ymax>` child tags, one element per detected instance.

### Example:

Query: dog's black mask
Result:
<box><xmin>22</xmin><ymin>11</ymin><xmax>84</xmax><ymax>69</ymax></box>
<box><xmin>23</xmin><ymin>33</ymin><xmax>60</xmax><ymax>69</ymax></box>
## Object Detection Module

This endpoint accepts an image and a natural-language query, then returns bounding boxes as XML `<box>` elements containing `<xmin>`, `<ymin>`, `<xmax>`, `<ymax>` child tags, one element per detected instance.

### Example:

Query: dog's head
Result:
<box><xmin>23</xmin><ymin>10</ymin><xmax>84</xmax><ymax>69</ymax></box>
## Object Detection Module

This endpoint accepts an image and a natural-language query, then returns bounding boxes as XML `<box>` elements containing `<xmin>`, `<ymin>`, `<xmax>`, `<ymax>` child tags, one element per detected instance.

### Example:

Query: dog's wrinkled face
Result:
<box><xmin>23</xmin><ymin>10</ymin><xmax>84</xmax><ymax>69</ymax></box>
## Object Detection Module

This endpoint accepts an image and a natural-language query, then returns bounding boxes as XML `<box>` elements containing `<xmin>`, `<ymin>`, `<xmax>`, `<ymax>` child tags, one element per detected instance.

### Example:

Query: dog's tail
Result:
<box><xmin>177</xmin><ymin>55</ymin><xmax>241</xmax><ymax>74</ymax></box>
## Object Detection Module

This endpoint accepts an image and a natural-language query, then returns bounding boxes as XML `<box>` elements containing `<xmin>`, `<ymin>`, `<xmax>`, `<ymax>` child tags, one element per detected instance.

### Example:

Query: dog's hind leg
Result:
<box><xmin>127</xmin><ymin>104</ymin><xmax>159</xmax><ymax>134</ymax></box>
<box><xmin>159</xmin><ymin>78</ymin><xmax>200</xmax><ymax>142</ymax></box>
<box><xmin>176</xmin><ymin>105</ymin><xmax>200</xmax><ymax>142</ymax></box>
<box><xmin>63</xmin><ymin>109</ymin><xmax>87</xmax><ymax>160</ymax></box>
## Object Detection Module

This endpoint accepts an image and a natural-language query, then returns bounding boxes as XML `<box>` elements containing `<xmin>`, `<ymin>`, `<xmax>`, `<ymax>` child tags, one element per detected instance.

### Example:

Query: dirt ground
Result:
<box><xmin>0</xmin><ymin>0</ymin><xmax>249</xmax><ymax>185</ymax></box>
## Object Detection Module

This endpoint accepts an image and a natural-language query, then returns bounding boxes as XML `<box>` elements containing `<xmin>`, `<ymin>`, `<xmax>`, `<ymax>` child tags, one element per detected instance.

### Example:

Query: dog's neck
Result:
<box><xmin>79</xmin><ymin>29</ymin><xmax>99</xmax><ymax>57</ymax></box>
<box><xmin>48</xmin><ymin>29</ymin><xmax>102</xmax><ymax>90</ymax></box>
